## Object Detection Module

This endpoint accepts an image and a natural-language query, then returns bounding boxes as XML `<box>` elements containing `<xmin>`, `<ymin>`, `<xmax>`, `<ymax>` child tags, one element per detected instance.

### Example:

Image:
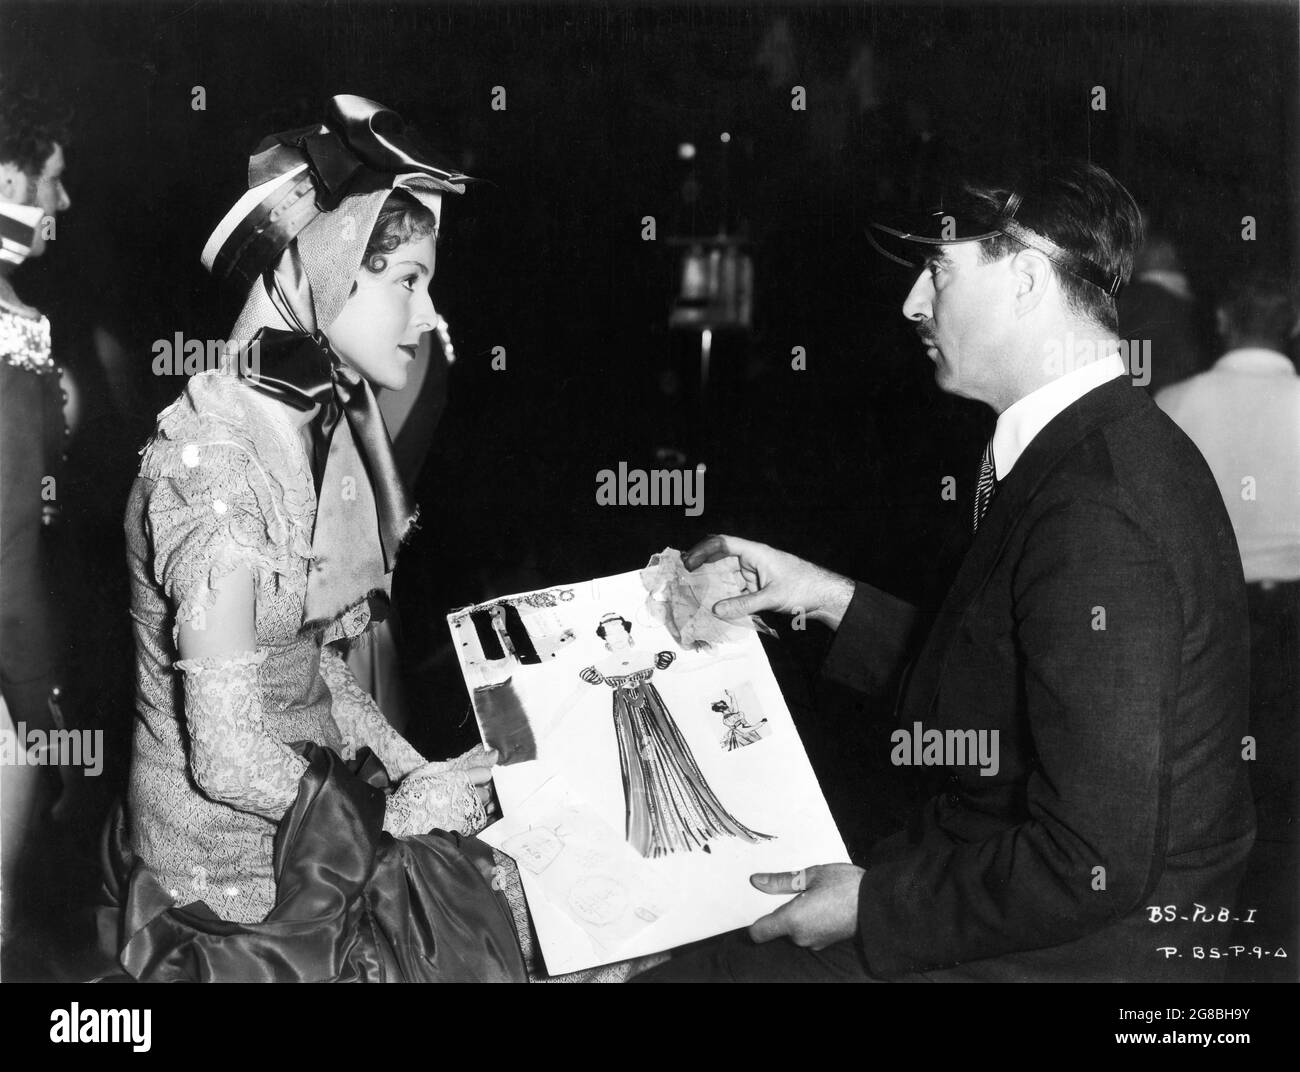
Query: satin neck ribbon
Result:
<box><xmin>242</xmin><ymin>327</ymin><xmax>413</xmax><ymax>573</ymax></box>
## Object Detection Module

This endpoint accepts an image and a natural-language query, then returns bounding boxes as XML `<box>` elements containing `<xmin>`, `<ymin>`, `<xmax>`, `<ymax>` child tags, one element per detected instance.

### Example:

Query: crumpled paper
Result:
<box><xmin>640</xmin><ymin>547</ymin><xmax>778</xmax><ymax>652</ymax></box>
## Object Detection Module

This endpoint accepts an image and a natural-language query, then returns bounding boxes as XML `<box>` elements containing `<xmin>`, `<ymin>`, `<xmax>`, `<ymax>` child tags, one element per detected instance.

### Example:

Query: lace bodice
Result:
<box><xmin>0</xmin><ymin>307</ymin><xmax>54</xmax><ymax>374</ymax></box>
<box><xmin>123</xmin><ymin>371</ymin><xmax>482</xmax><ymax>924</ymax></box>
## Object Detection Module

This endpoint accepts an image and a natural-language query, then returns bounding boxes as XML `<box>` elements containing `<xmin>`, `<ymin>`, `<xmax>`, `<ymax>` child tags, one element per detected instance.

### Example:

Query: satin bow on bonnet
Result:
<box><xmin>0</xmin><ymin>202</ymin><xmax>45</xmax><ymax>267</ymax></box>
<box><xmin>200</xmin><ymin>94</ymin><xmax>474</xmax><ymax>631</ymax></box>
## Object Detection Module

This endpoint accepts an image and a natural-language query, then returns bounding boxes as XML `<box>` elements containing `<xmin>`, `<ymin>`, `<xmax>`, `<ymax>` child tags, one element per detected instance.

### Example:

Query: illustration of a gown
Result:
<box><xmin>580</xmin><ymin>650</ymin><xmax>771</xmax><ymax>858</ymax></box>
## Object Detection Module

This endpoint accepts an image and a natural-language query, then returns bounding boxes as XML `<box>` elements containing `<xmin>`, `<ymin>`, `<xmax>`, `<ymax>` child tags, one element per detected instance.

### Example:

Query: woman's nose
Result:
<box><xmin>902</xmin><ymin>271</ymin><xmax>933</xmax><ymax>322</ymax></box>
<box><xmin>410</xmin><ymin>290</ymin><xmax>437</xmax><ymax>333</ymax></box>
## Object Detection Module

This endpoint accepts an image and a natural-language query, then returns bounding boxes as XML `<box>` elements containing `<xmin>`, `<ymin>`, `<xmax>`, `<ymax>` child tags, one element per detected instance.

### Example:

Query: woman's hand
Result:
<box><xmin>406</xmin><ymin>757</ymin><xmax>498</xmax><ymax>820</ymax></box>
<box><xmin>442</xmin><ymin>743</ymin><xmax>500</xmax><ymax>774</ymax></box>
<box><xmin>383</xmin><ymin>758</ymin><xmax>498</xmax><ymax>838</ymax></box>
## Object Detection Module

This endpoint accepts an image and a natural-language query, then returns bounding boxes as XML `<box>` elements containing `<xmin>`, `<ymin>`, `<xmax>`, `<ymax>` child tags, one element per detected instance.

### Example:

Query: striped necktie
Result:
<box><xmin>973</xmin><ymin>438</ymin><xmax>998</xmax><ymax>533</ymax></box>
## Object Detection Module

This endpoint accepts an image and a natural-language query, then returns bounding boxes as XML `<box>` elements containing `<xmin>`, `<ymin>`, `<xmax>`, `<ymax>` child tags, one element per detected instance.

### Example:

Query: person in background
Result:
<box><xmin>0</xmin><ymin>79</ymin><xmax>77</xmax><ymax>977</ymax></box>
<box><xmin>1156</xmin><ymin>273</ymin><xmax>1300</xmax><ymax>979</ymax></box>
<box><xmin>1117</xmin><ymin>227</ymin><xmax>1205</xmax><ymax>393</ymax></box>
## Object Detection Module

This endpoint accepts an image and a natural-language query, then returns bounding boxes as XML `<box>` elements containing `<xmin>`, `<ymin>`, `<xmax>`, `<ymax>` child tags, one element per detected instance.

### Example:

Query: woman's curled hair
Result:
<box><xmin>362</xmin><ymin>191</ymin><xmax>439</xmax><ymax>275</ymax></box>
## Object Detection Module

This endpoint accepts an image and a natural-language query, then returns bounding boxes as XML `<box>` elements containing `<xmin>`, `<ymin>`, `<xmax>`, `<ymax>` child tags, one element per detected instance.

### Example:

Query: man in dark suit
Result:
<box><xmin>636</xmin><ymin>160</ymin><xmax>1255</xmax><ymax>982</ymax></box>
<box><xmin>0</xmin><ymin>79</ymin><xmax>79</xmax><ymax>975</ymax></box>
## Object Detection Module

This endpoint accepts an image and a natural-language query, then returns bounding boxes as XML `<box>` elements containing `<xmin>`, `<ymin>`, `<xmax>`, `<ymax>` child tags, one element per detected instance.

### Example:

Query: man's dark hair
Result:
<box><xmin>961</xmin><ymin>159</ymin><xmax>1144</xmax><ymax>333</ymax></box>
<box><xmin>0</xmin><ymin>78</ymin><xmax>71</xmax><ymax>178</ymax></box>
<box><xmin>1217</xmin><ymin>272</ymin><xmax>1295</xmax><ymax>351</ymax></box>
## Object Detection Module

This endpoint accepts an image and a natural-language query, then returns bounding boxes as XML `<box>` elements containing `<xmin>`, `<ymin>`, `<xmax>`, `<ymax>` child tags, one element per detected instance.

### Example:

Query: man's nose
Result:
<box><xmin>901</xmin><ymin>271</ymin><xmax>932</xmax><ymax>321</ymax></box>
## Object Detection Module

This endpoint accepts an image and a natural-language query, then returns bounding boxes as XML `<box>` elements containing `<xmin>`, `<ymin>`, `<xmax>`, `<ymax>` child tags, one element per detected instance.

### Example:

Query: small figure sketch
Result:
<box><xmin>567</xmin><ymin>874</ymin><xmax>630</xmax><ymax>927</ymax></box>
<box><xmin>712</xmin><ymin>689</ymin><xmax>770</xmax><ymax>752</ymax></box>
<box><xmin>580</xmin><ymin>613</ymin><xmax>772</xmax><ymax>858</ymax></box>
<box><xmin>502</xmin><ymin>826</ymin><xmax>565</xmax><ymax>875</ymax></box>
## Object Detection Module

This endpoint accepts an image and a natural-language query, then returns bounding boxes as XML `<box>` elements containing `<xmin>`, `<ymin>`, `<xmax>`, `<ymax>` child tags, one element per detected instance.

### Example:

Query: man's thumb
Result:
<box><xmin>750</xmin><ymin>869</ymin><xmax>808</xmax><ymax>895</ymax></box>
<box><xmin>713</xmin><ymin>592</ymin><xmax>762</xmax><ymax>619</ymax></box>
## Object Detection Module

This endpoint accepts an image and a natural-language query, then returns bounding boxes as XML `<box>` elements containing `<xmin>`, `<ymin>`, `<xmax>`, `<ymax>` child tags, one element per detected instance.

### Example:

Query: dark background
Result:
<box><xmin>2</xmin><ymin>0</ymin><xmax>1296</xmax><ymax>978</ymax></box>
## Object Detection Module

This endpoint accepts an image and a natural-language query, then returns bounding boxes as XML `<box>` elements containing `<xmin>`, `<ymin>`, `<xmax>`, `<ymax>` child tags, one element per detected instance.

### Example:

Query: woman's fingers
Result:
<box><xmin>464</xmin><ymin>766</ymin><xmax>495</xmax><ymax>786</ymax></box>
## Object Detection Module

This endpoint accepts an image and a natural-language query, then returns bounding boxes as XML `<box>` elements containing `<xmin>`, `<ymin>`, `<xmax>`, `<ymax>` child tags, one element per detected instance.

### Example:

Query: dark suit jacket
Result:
<box><xmin>0</xmin><ymin>360</ymin><xmax>68</xmax><ymax>733</ymax></box>
<box><xmin>825</xmin><ymin>376</ymin><xmax>1255</xmax><ymax>981</ymax></box>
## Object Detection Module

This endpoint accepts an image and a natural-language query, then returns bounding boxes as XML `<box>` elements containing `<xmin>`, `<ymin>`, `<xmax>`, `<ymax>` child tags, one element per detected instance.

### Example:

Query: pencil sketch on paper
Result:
<box><xmin>492</xmin><ymin>796</ymin><xmax>672</xmax><ymax>950</ymax></box>
<box><xmin>501</xmin><ymin>826</ymin><xmax>566</xmax><ymax>875</ymax></box>
<box><xmin>567</xmin><ymin>874</ymin><xmax>638</xmax><ymax>927</ymax></box>
<box><xmin>579</xmin><ymin>611</ymin><xmax>772</xmax><ymax>858</ymax></box>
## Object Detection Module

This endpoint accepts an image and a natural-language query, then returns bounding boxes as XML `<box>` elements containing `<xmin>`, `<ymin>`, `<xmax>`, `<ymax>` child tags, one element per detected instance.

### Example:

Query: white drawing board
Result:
<box><xmin>448</xmin><ymin>566</ymin><xmax>848</xmax><ymax>975</ymax></box>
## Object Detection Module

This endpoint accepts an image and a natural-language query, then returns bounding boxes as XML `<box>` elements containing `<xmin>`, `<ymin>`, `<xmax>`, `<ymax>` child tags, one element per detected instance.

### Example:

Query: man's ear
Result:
<box><xmin>1009</xmin><ymin>248</ymin><xmax>1053</xmax><ymax>319</ymax></box>
<box><xmin>0</xmin><ymin>161</ymin><xmax>27</xmax><ymax>204</ymax></box>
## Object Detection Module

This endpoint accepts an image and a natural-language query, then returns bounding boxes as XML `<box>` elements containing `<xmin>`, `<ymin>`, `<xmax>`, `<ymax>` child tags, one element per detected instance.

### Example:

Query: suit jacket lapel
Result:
<box><xmin>901</xmin><ymin>376</ymin><xmax>1147</xmax><ymax>720</ymax></box>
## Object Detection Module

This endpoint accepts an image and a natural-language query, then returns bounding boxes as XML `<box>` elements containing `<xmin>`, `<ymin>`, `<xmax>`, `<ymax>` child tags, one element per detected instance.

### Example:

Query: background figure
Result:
<box><xmin>1118</xmin><ymin>229</ymin><xmax>1205</xmax><ymax>392</ymax></box>
<box><xmin>0</xmin><ymin>80</ymin><xmax>89</xmax><ymax>979</ymax></box>
<box><xmin>1156</xmin><ymin>273</ymin><xmax>1300</xmax><ymax>980</ymax></box>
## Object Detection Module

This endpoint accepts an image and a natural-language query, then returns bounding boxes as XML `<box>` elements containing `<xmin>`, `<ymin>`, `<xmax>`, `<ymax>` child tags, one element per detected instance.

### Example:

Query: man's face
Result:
<box><xmin>902</xmin><ymin>240</ymin><xmax>1015</xmax><ymax>407</ymax></box>
<box><xmin>0</xmin><ymin>143</ymin><xmax>71</xmax><ymax>259</ymax></box>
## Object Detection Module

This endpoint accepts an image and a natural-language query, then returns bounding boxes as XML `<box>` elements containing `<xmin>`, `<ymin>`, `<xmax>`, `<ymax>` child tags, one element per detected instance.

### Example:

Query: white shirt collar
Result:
<box><xmin>991</xmin><ymin>352</ymin><xmax>1126</xmax><ymax>480</ymax></box>
<box><xmin>1214</xmin><ymin>348</ymin><xmax>1296</xmax><ymax>375</ymax></box>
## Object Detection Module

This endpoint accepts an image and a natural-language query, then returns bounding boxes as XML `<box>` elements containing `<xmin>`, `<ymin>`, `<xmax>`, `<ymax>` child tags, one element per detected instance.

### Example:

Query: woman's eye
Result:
<box><xmin>400</xmin><ymin>275</ymin><xmax>418</xmax><ymax>291</ymax></box>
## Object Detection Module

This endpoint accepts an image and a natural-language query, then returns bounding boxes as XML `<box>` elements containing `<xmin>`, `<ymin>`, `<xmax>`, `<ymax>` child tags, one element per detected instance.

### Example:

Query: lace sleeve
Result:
<box><xmin>318</xmin><ymin>644</ymin><xmax>426</xmax><ymax>779</ymax></box>
<box><xmin>143</xmin><ymin>436</ymin><xmax>303</xmax><ymax>646</ymax></box>
<box><xmin>383</xmin><ymin>763</ymin><xmax>489</xmax><ymax>838</ymax></box>
<box><xmin>176</xmin><ymin>650</ymin><xmax>308</xmax><ymax>821</ymax></box>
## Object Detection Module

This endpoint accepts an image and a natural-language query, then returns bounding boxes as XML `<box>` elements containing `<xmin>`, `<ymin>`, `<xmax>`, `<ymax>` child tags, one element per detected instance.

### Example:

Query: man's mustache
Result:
<box><xmin>916</xmin><ymin>324</ymin><xmax>936</xmax><ymax>344</ymax></box>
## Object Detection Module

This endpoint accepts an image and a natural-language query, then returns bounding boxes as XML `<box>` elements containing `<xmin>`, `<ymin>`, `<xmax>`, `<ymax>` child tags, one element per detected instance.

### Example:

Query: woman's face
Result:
<box><xmin>327</xmin><ymin>233</ymin><xmax>437</xmax><ymax>392</ymax></box>
<box><xmin>603</xmin><ymin>625</ymin><xmax>633</xmax><ymax>652</ymax></box>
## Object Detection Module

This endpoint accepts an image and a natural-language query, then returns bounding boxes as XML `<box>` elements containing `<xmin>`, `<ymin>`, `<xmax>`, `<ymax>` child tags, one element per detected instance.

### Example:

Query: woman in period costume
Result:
<box><xmin>101</xmin><ymin>96</ymin><xmax>525</xmax><ymax>982</ymax></box>
<box><xmin>579</xmin><ymin>613</ymin><xmax>771</xmax><ymax>858</ymax></box>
